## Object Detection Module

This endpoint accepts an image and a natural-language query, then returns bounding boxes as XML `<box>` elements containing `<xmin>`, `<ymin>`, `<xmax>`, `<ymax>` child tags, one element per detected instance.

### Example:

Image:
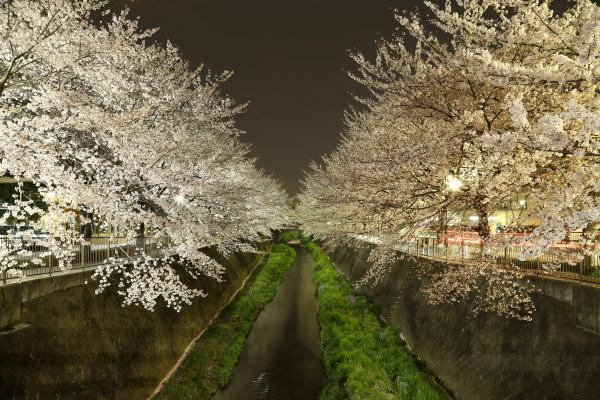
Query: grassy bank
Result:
<box><xmin>280</xmin><ymin>229</ymin><xmax>302</xmax><ymax>242</ymax></box>
<box><xmin>303</xmin><ymin>239</ymin><xmax>446</xmax><ymax>400</ymax></box>
<box><xmin>155</xmin><ymin>243</ymin><xmax>297</xmax><ymax>400</ymax></box>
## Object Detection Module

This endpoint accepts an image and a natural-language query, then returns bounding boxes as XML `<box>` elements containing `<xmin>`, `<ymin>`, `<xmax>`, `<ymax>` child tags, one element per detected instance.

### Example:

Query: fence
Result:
<box><xmin>1</xmin><ymin>236</ymin><xmax>168</xmax><ymax>285</ymax></box>
<box><xmin>399</xmin><ymin>236</ymin><xmax>600</xmax><ymax>286</ymax></box>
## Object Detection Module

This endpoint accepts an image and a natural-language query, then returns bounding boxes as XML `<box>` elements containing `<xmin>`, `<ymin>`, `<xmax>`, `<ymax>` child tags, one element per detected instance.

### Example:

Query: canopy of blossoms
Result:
<box><xmin>297</xmin><ymin>0</ymin><xmax>600</xmax><ymax>320</ymax></box>
<box><xmin>0</xmin><ymin>0</ymin><xmax>290</xmax><ymax>311</ymax></box>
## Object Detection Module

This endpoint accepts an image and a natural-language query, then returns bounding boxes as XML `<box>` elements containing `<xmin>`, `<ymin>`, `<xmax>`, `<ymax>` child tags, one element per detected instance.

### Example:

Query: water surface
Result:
<box><xmin>213</xmin><ymin>246</ymin><xmax>324</xmax><ymax>400</ymax></box>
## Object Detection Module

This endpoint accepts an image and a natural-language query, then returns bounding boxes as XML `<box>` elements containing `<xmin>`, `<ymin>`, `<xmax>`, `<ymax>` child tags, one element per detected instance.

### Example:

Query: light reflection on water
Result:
<box><xmin>213</xmin><ymin>247</ymin><xmax>324</xmax><ymax>400</ymax></box>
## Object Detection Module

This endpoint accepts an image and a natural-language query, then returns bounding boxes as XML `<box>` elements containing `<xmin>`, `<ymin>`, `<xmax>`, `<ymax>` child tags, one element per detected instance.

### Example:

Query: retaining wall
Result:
<box><xmin>328</xmin><ymin>243</ymin><xmax>600</xmax><ymax>400</ymax></box>
<box><xmin>1</xmin><ymin>270</ymin><xmax>94</xmax><ymax>330</ymax></box>
<box><xmin>0</xmin><ymin>244</ymin><xmax>269</xmax><ymax>400</ymax></box>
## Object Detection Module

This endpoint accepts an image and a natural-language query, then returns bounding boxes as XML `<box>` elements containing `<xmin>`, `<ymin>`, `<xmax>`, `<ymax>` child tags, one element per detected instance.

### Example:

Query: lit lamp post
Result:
<box><xmin>444</xmin><ymin>175</ymin><xmax>463</xmax><ymax>259</ymax></box>
<box><xmin>445</xmin><ymin>175</ymin><xmax>463</xmax><ymax>230</ymax></box>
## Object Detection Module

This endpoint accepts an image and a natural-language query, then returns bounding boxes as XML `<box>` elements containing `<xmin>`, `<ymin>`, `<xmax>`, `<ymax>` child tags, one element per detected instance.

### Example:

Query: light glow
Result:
<box><xmin>446</xmin><ymin>176</ymin><xmax>463</xmax><ymax>192</ymax></box>
<box><xmin>174</xmin><ymin>194</ymin><xmax>186</xmax><ymax>205</ymax></box>
<box><xmin>45</xmin><ymin>191</ymin><xmax>59</xmax><ymax>203</ymax></box>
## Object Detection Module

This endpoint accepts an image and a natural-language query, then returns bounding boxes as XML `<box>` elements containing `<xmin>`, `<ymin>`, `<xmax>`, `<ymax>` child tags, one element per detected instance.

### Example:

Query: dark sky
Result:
<box><xmin>110</xmin><ymin>0</ymin><xmax>422</xmax><ymax>193</ymax></box>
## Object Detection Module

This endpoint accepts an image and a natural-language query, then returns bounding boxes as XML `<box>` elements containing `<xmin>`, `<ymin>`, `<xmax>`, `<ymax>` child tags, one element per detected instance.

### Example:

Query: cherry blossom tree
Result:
<box><xmin>0</xmin><ymin>0</ymin><xmax>290</xmax><ymax>311</ymax></box>
<box><xmin>298</xmin><ymin>0</ymin><xmax>600</xmax><ymax>320</ymax></box>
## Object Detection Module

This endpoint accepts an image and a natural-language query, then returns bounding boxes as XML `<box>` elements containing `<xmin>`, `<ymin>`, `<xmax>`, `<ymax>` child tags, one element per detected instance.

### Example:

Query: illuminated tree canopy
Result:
<box><xmin>298</xmin><ymin>0</ymin><xmax>600</xmax><ymax>320</ymax></box>
<box><xmin>0</xmin><ymin>0</ymin><xmax>290</xmax><ymax>311</ymax></box>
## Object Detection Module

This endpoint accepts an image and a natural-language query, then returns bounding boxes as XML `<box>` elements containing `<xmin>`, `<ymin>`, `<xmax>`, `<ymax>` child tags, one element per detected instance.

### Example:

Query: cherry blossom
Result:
<box><xmin>0</xmin><ymin>0</ymin><xmax>290</xmax><ymax>311</ymax></box>
<box><xmin>298</xmin><ymin>0</ymin><xmax>600</xmax><ymax>319</ymax></box>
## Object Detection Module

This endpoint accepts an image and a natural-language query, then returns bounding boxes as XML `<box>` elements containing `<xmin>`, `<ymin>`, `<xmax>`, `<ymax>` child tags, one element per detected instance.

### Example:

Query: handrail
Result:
<box><xmin>0</xmin><ymin>236</ymin><xmax>170</xmax><ymax>286</ymax></box>
<box><xmin>399</xmin><ymin>236</ymin><xmax>600</xmax><ymax>286</ymax></box>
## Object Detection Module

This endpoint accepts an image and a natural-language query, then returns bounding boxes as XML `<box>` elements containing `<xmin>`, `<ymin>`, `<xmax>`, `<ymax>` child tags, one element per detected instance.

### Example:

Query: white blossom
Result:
<box><xmin>0</xmin><ymin>0</ymin><xmax>290</xmax><ymax>310</ymax></box>
<box><xmin>298</xmin><ymin>0</ymin><xmax>600</xmax><ymax>319</ymax></box>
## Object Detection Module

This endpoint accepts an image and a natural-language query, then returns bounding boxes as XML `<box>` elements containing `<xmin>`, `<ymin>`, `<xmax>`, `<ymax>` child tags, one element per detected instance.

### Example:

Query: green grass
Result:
<box><xmin>280</xmin><ymin>229</ymin><xmax>302</xmax><ymax>242</ymax></box>
<box><xmin>303</xmin><ymin>239</ymin><xmax>446</xmax><ymax>400</ymax></box>
<box><xmin>155</xmin><ymin>243</ymin><xmax>297</xmax><ymax>400</ymax></box>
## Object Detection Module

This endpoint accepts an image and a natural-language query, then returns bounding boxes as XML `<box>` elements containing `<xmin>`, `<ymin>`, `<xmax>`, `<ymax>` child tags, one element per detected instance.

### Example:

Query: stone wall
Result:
<box><xmin>328</xmin><ymin>243</ymin><xmax>600</xmax><ymax>400</ymax></box>
<box><xmin>0</xmin><ymin>244</ymin><xmax>269</xmax><ymax>400</ymax></box>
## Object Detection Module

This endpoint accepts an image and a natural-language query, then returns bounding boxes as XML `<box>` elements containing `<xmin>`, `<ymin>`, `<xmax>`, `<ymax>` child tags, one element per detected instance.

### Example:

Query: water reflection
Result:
<box><xmin>213</xmin><ymin>246</ymin><xmax>324</xmax><ymax>400</ymax></box>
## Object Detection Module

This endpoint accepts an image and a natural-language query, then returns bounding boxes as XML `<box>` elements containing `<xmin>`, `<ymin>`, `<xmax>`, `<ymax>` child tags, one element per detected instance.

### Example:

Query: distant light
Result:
<box><xmin>45</xmin><ymin>191</ymin><xmax>58</xmax><ymax>203</ymax></box>
<box><xmin>174</xmin><ymin>194</ymin><xmax>185</xmax><ymax>205</ymax></box>
<box><xmin>446</xmin><ymin>176</ymin><xmax>463</xmax><ymax>192</ymax></box>
<box><xmin>488</xmin><ymin>216</ymin><xmax>498</xmax><ymax>221</ymax></box>
<box><xmin>469</xmin><ymin>215</ymin><xmax>480</xmax><ymax>222</ymax></box>
<box><xmin>519</xmin><ymin>199</ymin><xmax>527</xmax><ymax>207</ymax></box>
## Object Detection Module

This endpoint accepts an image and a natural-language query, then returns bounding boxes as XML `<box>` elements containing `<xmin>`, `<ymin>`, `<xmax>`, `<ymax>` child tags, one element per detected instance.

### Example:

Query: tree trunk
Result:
<box><xmin>477</xmin><ymin>211</ymin><xmax>490</xmax><ymax>241</ymax></box>
<box><xmin>136</xmin><ymin>222</ymin><xmax>145</xmax><ymax>254</ymax></box>
<box><xmin>472</xmin><ymin>194</ymin><xmax>490</xmax><ymax>240</ymax></box>
<box><xmin>79</xmin><ymin>211</ymin><xmax>93</xmax><ymax>264</ymax></box>
<box><xmin>79</xmin><ymin>212</ymin><xmax>94</xmax><ymax>239</ymax></box>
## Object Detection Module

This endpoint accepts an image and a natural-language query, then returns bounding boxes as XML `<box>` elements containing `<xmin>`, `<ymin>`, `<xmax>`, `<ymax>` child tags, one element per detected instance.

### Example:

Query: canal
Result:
<box><xmin>213</xmin><ymin>246</ymin><xmax>324</xmax><ymax>400</ymax></box>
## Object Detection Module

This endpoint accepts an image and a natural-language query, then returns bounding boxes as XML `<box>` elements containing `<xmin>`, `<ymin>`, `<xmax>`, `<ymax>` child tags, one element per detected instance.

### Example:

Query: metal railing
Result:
<box><xmin>1</xmin><ymin>236</ymin><xmax>169</xmax><ymax>285</ymax></box>
<box><xmin>398</xmin><ymin>236</ymin><xmax>600</xmax><ymax>285</ymax></box>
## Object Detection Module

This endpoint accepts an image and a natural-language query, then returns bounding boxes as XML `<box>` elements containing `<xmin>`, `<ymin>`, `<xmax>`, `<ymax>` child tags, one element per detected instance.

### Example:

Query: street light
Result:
<box><xmin>441</xmin><ymin>175</ymin><xmax>463</xmax><ymax>245</ymax></box>
<box><xmin>446</xmin><ymin>176</ymin><xmax>463</xmax><ymax>192</ymax></box>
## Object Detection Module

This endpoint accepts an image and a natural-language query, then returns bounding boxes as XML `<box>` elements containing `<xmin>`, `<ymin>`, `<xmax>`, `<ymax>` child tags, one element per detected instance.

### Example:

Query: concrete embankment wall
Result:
<box><xmin>328</xmin><ymin>243</ymin><xmax>600</xmax><ymax>400</ymax></box>
<box><xmin>1</xmin><ymin>271</ymin><xmax>94</xmax><ymax>330</ymax></box>
<box><xmin>0</xmin><ymin>244</ymin><xmax>269</xmax><ymax>400</ymax></box>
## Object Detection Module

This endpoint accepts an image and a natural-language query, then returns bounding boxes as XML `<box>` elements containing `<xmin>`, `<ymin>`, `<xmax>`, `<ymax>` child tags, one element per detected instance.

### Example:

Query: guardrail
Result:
<box><xmin>1</xmin><ymin>236</ymin><xmax>168</xmax><ymax>285</ymax></box>
<box><xmin>399</xmin><ymin>236</ymin><xmax>600</xmax><ymax>286</ymax></box>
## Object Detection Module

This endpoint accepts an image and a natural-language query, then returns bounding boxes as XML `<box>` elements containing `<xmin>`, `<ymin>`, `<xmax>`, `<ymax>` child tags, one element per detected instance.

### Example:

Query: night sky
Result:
<box><xmin>110</xmin><ymin>0</ymin><xmax>423</xmax><ymax>193</ymax></box>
